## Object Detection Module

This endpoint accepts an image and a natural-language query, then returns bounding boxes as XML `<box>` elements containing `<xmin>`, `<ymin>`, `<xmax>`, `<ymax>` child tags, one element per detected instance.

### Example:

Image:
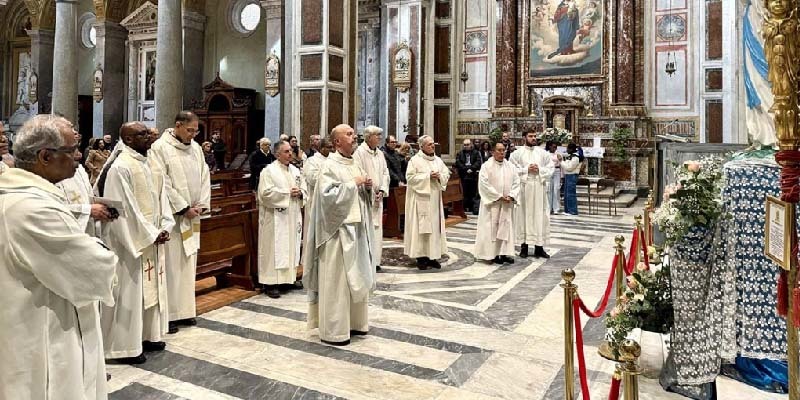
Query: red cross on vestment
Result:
<box><xmin>144</xmin><ymin>259</ymin><xmax>155</xmax><ymax>281</ymax></box>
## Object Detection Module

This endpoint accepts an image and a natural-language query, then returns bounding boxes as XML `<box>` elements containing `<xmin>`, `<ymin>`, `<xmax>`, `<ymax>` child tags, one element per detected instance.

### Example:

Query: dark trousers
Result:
<box><xmin>462</xmin><ymin>177</ymin><xmax>478</xmax><ymax>212</ymax></box>
<box><xmin>564</xmin><ymin>174</ymin><xmax>578</xmax><ymax>215</ymax></box>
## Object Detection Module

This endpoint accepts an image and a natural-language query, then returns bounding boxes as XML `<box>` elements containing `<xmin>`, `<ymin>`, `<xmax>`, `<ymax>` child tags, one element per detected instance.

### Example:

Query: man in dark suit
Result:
<box><xmin>248</xmin><ymin>138</ymin><xmax>275</xmax><ymax>190</ymax></box>
<box><xmin>454</xmin><ymin>139</ymin><xmax>482</xmax><ymax>213</ymax></box>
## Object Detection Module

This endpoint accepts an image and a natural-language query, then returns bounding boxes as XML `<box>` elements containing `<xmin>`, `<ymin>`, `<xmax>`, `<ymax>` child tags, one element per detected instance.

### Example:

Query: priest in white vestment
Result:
<box><xmin>148</xmin><ymin>111</ymin><xmax>211</xmax><ymax>332</ymax></box>
<box><xmin>475</xmin><ymin>142</ymin><xmax>521</xmax><ymax>264</ymax></box>
<box><xmin>258</xmin><ymin>140</ymin><xmax>308</xmax><ymax>298</ymax></box>
<box><xmin>510</xmin><ymin>130</ymin><xmax>554</xmax><ymax>259</ymax></box>
<box><xmin>0</xmin><ymin>115</ymin><xmax>118</xmax><ymax>400</ymax></box>
<box><xmin>404</xmin><ymin>135</ymin><xmax>450</xmax><ymax>270</ymax></box>
<box><xmin>0</xmin><ymin>131</ymin><xmax>10</xmax><ymax>173</ymax></box>
<box><xmin>99</xmin><ymin>122</ymin><xmax>174</xmax><ymax>364</ymax></box>
<box><xmin>302</xmin><ymin>124</ymin><xmax>376</xmax><ymax>346</ymax></box>
<box><xmin>303</xmin><ymin>137</ymin><xmax>333</xmax><ymax>197</ymax></box>
<box><xmin>353</xmin><ymin>126</ymin><xmax>390</xmax><ymax>272</ymax></box>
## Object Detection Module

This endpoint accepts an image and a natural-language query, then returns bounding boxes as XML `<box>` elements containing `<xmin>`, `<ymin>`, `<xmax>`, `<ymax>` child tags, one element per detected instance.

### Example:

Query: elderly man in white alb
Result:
<box><xmin>353</xmin><ymin>125</ymin><xmax>390</xmax><ymax>272</ymax></box>
<box><xmin>510</xmin><ymin>129</ymin><xmax>554</xmax><ymax>259</ymax></box>
<box><xmin>303</xmin><ymin>137</ymin><xmax>334</xmax><ymax>195</ymax></box>
<box><xmin>258</xmin><ymin>140</ymin><xmax>308</xmax><ymax>299</ymax></box>
<box><xmin>475</xmin><ymin>141</ymin><xmax>520</xmax><ymax>264</ymax></box>
<box><xmin>0</xmin><ymin>115</ymin><xmax>118</xmax><ymax>400</ymax></box>
<box><xmin>404</xmin><ymin>135</ymin><xmax>450</xmax><ymax>270</ymax></box>
<box><xmin>149</xmin><ymin>111</ymin><xmax>211</xmax><ymax>333</ymax></box>
<box><xmin>303</xmin><ymin>124</ymin><xmax>376</xmax><ymax>346</ymax></box>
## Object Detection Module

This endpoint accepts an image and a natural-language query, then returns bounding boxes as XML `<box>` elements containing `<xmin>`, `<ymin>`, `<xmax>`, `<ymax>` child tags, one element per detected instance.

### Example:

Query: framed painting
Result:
<box><xmin>143</xmin><ymin>49</ymin><xmax>156</xmax><ymax>101</ymax></box>
<box><xmin>528</xmin><ymin>0</ymin><xmax>604</xmax><ymax>79</ymax></box>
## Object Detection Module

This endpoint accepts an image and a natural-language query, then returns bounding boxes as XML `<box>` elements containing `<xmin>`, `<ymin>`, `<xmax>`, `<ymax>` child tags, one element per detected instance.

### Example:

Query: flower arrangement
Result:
<box><xmin>610</xmin><ymin>127</ymin><xmax>633</xmax><ymax>162</ymax></box>
<box><xmin>605</xmin><ymin>261</ymin><xmax>674</xmax><ymax>358</ymax></box>
<box><xmin>539</xmin><ymin>127</ymin><xmax>572</xmax><ymax>145</ymax></box>
<box><xmin>652</xmin><ymin>156</ymin><xmax>727</xmax><ymax>246</ymax></box>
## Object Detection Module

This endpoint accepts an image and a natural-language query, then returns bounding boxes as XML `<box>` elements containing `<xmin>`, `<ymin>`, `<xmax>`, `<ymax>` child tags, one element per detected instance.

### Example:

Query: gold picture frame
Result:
<box><xmin>765</xmin><ymin>195</ymin><xmax>794</xmax><ymax>270</ymax></box>
<box><xmin>392</xmin><ymin>41</ymin><xmax>412</xmax><ymax>92</ymax></box>
<box><xmin>264</xmin><ymin>53</ymin><xmax>280</xmax><ymax>97</ymax></box>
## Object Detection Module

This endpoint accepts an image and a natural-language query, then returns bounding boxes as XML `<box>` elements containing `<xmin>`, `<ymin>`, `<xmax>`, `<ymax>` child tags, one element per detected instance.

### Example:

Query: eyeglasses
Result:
<box><xmin>44</xmin><ymin>145</ymin><xmax>80</xmax><ymax>156</ymax></box>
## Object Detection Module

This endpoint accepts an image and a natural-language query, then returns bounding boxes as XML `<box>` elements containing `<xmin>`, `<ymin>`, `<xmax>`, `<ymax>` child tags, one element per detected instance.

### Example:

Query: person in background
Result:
<box><xmin>354</xmin><ymin>126</ymin><xmax>390</xmax><ymax>273</ymax></box>
<box><xmin>547</xmin><ymin>141</ymin><xmax>563</xmax><ymax>215</ymax></box>
<box><xmin>475</xmin><ymin>141</ymin><xmax>520</xmax><ymax>265</ymax></box>
<box><xmin>249</xmin><ymin>138</ymin><xmax>275</xmax><ymax>190</ymax></box>
<box><xmin>210</xmin><ymin>130</ymin><xmax>227</xmax><ymax>170</ymax></box>
<box><xmin>305</xmin><ymin>134</ymin><xmax>321</xmax><ymax>158</ymax></box>
<box><xmin>202</xmin><ymin>141</ymin><xmax>216</xmax><ymax>172</ymax></box>
<box><xmin>85</xmin><ymin>138</ymin><xmax>110</xmax><ymax>185</ymax></box>
<box><xmin>510</xmin><ymin>129</ymin><xmax>553</xmax><ymax>259</ymax></box>
<box><xmin>479</xmin><ymin>140</ymin><xmax>492</xmax><ymax>163</ymax></box>
<box><xmin>384</xmin><ymin>135</ymin><xmax>406</xmax><ymax>188</ymax></box>
<box><xmin>288</xmin><ymin>135</ymin><xmax>306</xmax><ymax>169</ymax></box>
<box><xmin>561</xmin><ymin>143</ymin><xmax>581</xmax><ymax>215</ymax></box>
<box><xmin>0</xmin><ymin>129</ymin><xmax>13</xmax><ymax>172</ymax></box>
<box><xmin>455</xmin><ymin>139</ymin><xmax>482</xmax><ymax>213</ymax></box>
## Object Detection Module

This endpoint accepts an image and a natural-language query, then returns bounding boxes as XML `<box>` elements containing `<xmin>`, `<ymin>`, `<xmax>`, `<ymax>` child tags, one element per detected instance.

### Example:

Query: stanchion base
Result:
<box><xmin>598</xmin><ymin>341</ymin><xmax>622</xmax><ymax>362</ymax></box>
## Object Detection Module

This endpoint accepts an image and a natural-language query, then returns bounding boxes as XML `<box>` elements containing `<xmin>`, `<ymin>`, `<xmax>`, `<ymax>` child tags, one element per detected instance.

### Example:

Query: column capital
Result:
<box><xmin>183</xmin><ymin>11</ymin><xmax>207</xmax><ymax>32</ymax></box>
<box><xmin>26</xmin><ymin>28</ymin><xmax>56</xmax><ymax>44</ymax></box>
<box><xmin>94</xmin><ymin>20</ymin><xmax>128</xmax><ymax>40</ymax></box>
<box><xmin>260</xmin><ymin>0</ymin><xmax>282</xmax><ymax>19</ymax></box>
<box><xmin>54</xmin><ymin>0</ymin><xmax>80</xmax><ymax>4</ymax></box>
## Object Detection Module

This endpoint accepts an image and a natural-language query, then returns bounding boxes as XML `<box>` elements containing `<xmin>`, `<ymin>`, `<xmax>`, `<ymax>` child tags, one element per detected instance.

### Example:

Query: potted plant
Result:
<box><xmin>610</xmin><ymin>127</ymin><xmax>633</xmax><ymax>162</ymax></box>
<box><xmin>540</xmin><ymin>127</ymin><xmax>573</xmax><ymax>145</ymax></box>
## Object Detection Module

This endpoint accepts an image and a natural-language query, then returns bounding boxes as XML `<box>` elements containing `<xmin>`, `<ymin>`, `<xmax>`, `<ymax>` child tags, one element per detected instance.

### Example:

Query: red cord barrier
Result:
<box><xmin>578</xmin><ymin>253</ymin><xmax>621</xmax><ymax>318</ymax></box>
<box><xmin>573</xmin><ymin>298</ymin><xmax>592</xmax><ymax>399</ymax></box>
<box><xmin>608</xmin><ymin>375</ymin><xmax>621</xmax><ymax>400</ymax></box>
<box><xmin>638</xmin><ymin>228</ymin><xmax>650</xmax><ymax>269</ymax></box>
<box><xmin>625</xmin><ymin>229</ymin><xmax>638</xmax><ymax>275</ymax></box>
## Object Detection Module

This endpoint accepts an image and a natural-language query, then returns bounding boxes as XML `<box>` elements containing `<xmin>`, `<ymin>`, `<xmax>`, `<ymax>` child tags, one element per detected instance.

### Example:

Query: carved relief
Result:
<box><xmin>93</xmin><ymin>65</ymin><xmax>103</xmax><ymax>102</ymax></box>
<box><xmin>264</xmin><ymin>53</ymin><xmax>280</xmax><ymax>97</ymax></box>
<box><xmin>392</xmin><ymin>42</ymin><xmax>412</xmax><ymax>92</ymax></box>
<box><xmin>763</xmin><ymin>0</ymin><xmax>800</xmax><ymax>149</ymax></box>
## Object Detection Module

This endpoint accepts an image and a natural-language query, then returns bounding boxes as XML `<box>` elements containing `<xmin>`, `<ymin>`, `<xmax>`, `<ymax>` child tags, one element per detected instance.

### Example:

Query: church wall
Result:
<box><xmin>76</xmin><ymin>2</ymin><xmax>95</xmax><ymax>97</ymax></box>
<box><xmin>202</xmin><ymin>0</ymin><xmax>267</xmax><ymax>109</ymax></box>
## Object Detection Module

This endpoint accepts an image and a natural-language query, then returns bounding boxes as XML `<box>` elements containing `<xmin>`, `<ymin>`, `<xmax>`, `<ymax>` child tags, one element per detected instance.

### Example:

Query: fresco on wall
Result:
<box><xmin>529</xmin><ymin>0</ymin><xmax>603</xmax><ymax>78</ymax></box>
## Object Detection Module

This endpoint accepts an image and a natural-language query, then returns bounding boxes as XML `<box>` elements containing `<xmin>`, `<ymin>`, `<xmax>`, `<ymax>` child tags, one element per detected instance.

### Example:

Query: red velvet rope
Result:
<box><xmin>775</xmin><ymin>151</ymin><xmax>800</xmax><ymax>204</ymax></box>
<box><xmin>638</xmin><ymin>228</ymin><xmax>650</xmax><ymax>268</ymax></box>
<box><xmin>577</xmin><ymin>253</ymin><xmax>621</xmax><ymax>318</ymax></box>
<box><xmin>573</xmin><ymin>298</ymin><xmax>592</xmax><ymax>399</ymax></box>
<box><xmin>626</xmin><ymin>229</ymin><xmax>638</xmax><ymax>275</ymax></box>
<box><xmin>608</xmin><ymin>375</ymin><xmax>621</xmax><ymax>400</ymax></box>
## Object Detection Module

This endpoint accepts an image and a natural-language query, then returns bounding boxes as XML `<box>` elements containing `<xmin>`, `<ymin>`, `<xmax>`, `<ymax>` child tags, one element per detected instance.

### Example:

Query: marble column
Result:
<box><xmin>262</xmin><ymin>0</ymin><xmax>282</xmax><ymax>142</ymax></box>
<box><xmin>494</xmin><ymin>0</ymin><xmax>519</xmax><ymax>116</ymax></box>
<box><xmin>26</xmin><ymin>29</ymin><xmax>55</xmax><ymax>113</ymax></box>
<box><xmin>609</xmin><ymin>0</ymin><xmax>645</xmax><ymax>116</ymax></box>
<box><xmin>155</xmin><ymin>0</ymin><xmax>183</xmax><ymax>131</ymax></box>
<box><xmin>93</xmin><ymin>21</ymin><xmax>128</xmax><ymax>138</ymax></box>
<box><xmin>51</xmin><ymin>0</ymin><xmax>79</xmax><ymax>123</ymax></box>
<box><xmin>183</xmin><ymin>11</ymin><xmax>206</xmax><ymax>109</ymax></box>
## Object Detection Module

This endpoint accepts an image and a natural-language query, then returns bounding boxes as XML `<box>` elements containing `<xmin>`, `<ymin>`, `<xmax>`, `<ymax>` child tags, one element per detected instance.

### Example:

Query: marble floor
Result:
<box><xmin>107</xmin><ymin>203</ymin><xmax>787</xmax><ymax>400</ymax></box>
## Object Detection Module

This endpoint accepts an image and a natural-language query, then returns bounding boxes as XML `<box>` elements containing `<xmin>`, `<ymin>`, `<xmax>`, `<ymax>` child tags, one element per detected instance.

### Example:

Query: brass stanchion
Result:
<box><xmin>599</xmin><ymin>236</ymin><xmax>626</xmax><ymax>361</ymax></box>
<box><xmin>561</xmin><ymin>269</ymin><xmax>577</xmax><ymax>400</ymax></box>
<box><xmin>619</xmin><ymin>339</ymin><xmax>642</xmax><ymax>400</ymax></box>
<box><xmin>634</xmin><ymin>215</ymin><xmax>643</xmax><ymax>265</ymax></box>
<box><xmin>644</xmin><ymin>190</ymin><xmax>654</xmax><ymax>247</ymax></box>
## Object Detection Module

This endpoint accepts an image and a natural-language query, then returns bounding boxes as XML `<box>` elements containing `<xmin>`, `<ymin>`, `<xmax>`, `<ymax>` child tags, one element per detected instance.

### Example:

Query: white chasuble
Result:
<box><xmin>0</xmin><ymin>168</ymin><xmax>118</xmax><ymax>400</ymax></box>
<box><xmin>475</xmin><ymin>159</ymin><xmax>521</xmax><ymax>260</ymax></box>
<box><xmin>100</xmin><ymin>147</ymin><xmax>174</xmax><ymax>359</ymax></box>
<box><xmin>149</xmin><ymin>129</ymin><xmax>211</xmax><ymax>321</ymax></box>
<box><xmin>302</xmin><ymin>152</ymin><xmax>376</xmax><ymax>342</ymax></box>
<box><xmin>257</xmin><ymin>161</ymin><xmax>308</xmax><ymax>285</ymax></box>
<box><xmin>509</xmin><ymin>145</ymin><xmax>554</xmax><ymax>246</ymax></box>
<box><xmin>353</xmin><ymin>142</ymin><xmax>390</xmax><ymax>266</ymax></box>
<box><xmin>56</xmin><ymin>164</ymin><xmax>96</xmax><ymax>235</ymax></box>
<box><xmin>303</xmin><ymin>152</ymin><xmax>327</xmax><ymax>198</ymax></box>
<box><xmin>403</xmin><ymin>152</ymin><xmax>450</xmax><ymax>259</ymax></box>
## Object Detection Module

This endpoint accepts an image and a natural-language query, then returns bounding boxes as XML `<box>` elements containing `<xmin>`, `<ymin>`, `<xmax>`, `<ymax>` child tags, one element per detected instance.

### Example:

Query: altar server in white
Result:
<box><xmin>510</xmin><ymin>130</ymin><xmax>554</xmax><ymax>259</ymax></box>
<box><xmin>149</xmin><ymin>111</ymin><xmax>211</xmax><ymax>332</ymax></box>
<box><xmin>0</xmin><ymin>115</ymin><xmax>117</xmax><ymax>400</ymax></box>
<box><xmin>303</xmin><ymin>124</ymin><xmax>376</xmax><ymax>346</ymax></box>
<box><xmin>57</xmin><ymin>130</ymin><xmax>114</xmax><ymax>235</ymax></box>
<box><xmin>99</xmin><ymin>122</ymin><xmax>174</xmax><ymax>364</ymax></box>
<box><xmin>353</xmin><ymin>125</ymin><xmax>390</xmax><ymax>272</ymax></box>
<box><xmin>404</xmin><ymin>135</ymin><xmax>450</xmax><ymax>270</ymax></box>
<box><xmin>303</xmin><ymin>137</ymin><xmax>334</xmax><ymax>195</ymax></box>
<box><xmin>258</xmin><ymin>140</ymin><xmax>308</xmax><ymax>298</ymax></box>
<box><xmin>476</xmin><ymin>142</ymin><xmax>521</xmax><ymax>264</ymax></box>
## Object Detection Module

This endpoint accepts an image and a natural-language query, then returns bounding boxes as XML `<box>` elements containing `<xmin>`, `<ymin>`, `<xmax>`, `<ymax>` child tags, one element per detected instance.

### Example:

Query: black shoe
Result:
<box><xmin>142</xmin><ymin>341</ymin><xmax>166</xmax><ymax>352</ymax></box>
<box><xmin>179</xmin><ymin>318</ymin><xmax>197</xmax><ymax>326</ymax></box>
<box><xmin>417</xmin><ymin>257</ymin><xmax>430</xmax><ymax>270</ymax></box>
<box><xmin>117</xmin><ymin>353</ymin><xmax>147</xmax><ymax>364</ymax></box>
<box><xmin>519</xmin><ymin>244</ymin><xmax>529</xmax><ymax>258</ymax></box>
<box><xmin>264</xmin><ymin>285</ymin><xmax>281</xmax><ymax>298</ymax></box>
<box><xmin>493</xmin><ymin>256</ymin><xmax>503</xmax><ymax>265</ymax></box>
<box><xmin>428</xmin><ymin>259</ymin><xmax>442</xmax><ymax>269</ymax></box>
<box><xmin>321</xmin><ymin>339</ymin><xmax>351</xmax><ymax>346</ymax></box>
<box><xmin>293</xmin><ymin>280</ymin><xmax>304</xmax><ymax>289</ymax></box>
<box><xmin>106</xmin><ymin>373</ymin><xmax>111</xmax><ymax>381</ymax></box>
<box><xmin>168</xmin><ymin>322</ymin><xmax>179</xmax><ymax>334</ymax></box>
<box><xmin>350</xmin><ymin>330</ymin><xmax>368</xmax><ymax>336</ymax></box>
<box><xmin>500</xmin><ymin>255</ymin><xmax>514</xmax><ymax>264</ymax></box>
<box><xmin>533</xmin><ymin>246</ymin><xmax>550</xmax><ymax>259</ymax></box>
<box><xmin>376</xmin><ymin>265</ymin><xmax>382</xmax><ymax>272</ymax></box>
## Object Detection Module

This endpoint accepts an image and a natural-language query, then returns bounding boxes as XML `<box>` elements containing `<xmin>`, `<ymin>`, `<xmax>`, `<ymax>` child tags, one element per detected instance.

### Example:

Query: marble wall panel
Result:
<box><xmin>328</xmin><ymin>90</ymin><xmax>344</xmax><ymax>132</ymax></box>
<box><xmin>465</xmin><ymin>58</ymin><xmax>487</xmax><ymax>93</ymax></box>
<box><xmin>434</xmin><ymin>26</ymin><xmax>450</xmax><ymax>75</ymax></box>
<box><xmin>705</xmin><ymin>0</ymin><xmax>722</xmax><ymax>60</ymax></box>
<box><xmin>329</xmin><ymin>54</ymin><xmax>343</xmax><ymax>82</ymax></box>
<box><xmin>434</xmin><ymin>82</ymin><xmax>449</xmax><ymax>99</ymax></box>
<box><xmin>434</xmin><ymin>105</ymin><xmax>450</xmax><ymax>154</ymax></box>
<box><xmin>329</xmin><ymin>0</ymin><xmax>344</xmax><ymax>48</ymax></box>
<box><xmin>301</xmin><ymin>0</ymin><xmax>323</xmax><ymax>45</ymax></box>
<box><xmin>705</xmin><ymin>99</ymin><xmax>722</xmax><ymax>143</ymax></box>
<box><xmin>436</xmin><ymin>1</ymin><xmax>450</xmax><ymax>19</ymax></box>
<box><xmin>300</xmin><ymin>90</ymin><xmax>321</xmax><ymax>140</ymax></box>
<box><xmin>705</xmin><ymin>68</ymin><xmax>722</xmax><ymax>92</ymax></box>
<box><xmin>654</xmin><ymin>45</ymin><xmax>687</xmax><ymax>107</ymax></box>
<box><xmin>466</xmin><ymin>0</ymin><xmax>487</xmax><ymax>28</ymax></box>
<box><xmin>301</xmin><ymin>54</ymin><xmax>323</xmax><ymax>81</ymax></box>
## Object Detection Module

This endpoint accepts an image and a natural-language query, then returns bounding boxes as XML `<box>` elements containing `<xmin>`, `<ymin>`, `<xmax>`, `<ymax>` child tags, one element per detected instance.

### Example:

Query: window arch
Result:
<box><xmin>227</xmin><ymin>0</ymin><xmax>262</xmax><ymax>38</ymax></box>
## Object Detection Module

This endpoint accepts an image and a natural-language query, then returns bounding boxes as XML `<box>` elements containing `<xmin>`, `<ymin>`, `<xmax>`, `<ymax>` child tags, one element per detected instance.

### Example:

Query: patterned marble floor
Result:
<box><xmin>107</xmin><ymin>204</ymin><xmax>787</xmax><ymax>400</ymax></box>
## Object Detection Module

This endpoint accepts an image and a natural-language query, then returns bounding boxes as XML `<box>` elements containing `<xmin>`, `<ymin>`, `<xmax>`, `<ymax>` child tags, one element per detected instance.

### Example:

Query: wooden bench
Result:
<box><xmin>210</xmin><ymin>193</ymin><xmax>256</xmax><ymax>215</ymax></box>
<box><xmin>382</xmin><ymin>175</ymin><xmax>465</xmax><ymax>238</ymax></box>
<box><xmin>196</xmin><ymin>210</ymin><xmax>257</xmax><ymax>290</ymax></box>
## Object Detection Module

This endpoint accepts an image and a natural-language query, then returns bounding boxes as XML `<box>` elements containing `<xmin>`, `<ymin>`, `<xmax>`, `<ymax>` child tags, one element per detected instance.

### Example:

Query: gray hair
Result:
<box><xmin>363</xmin><ymin>125</ymin><xmax>383</xmax><ymax>139</ymax></box>
<box><xmin>319</xmin><ymin>137</ymin><xmax>331</xmax><ymax>148</ymax></box>
<box><xmin>13</xmin><ymin>114</ymin><xmax>67</xmax><ymax>170</ymax></box>
<box><xmin>418</xmin><ymin>135</ymin><xmax>434</xmax><ymax>146</ymax></box>
<box><xmin>258</xmin><ymin>137</ymin><xmax>272</xmax><ymax>146</ymax></box>
<box><xmin>273</xmin><ymin>139</ymin><xmax>289</xmax><ymax>154</ymax></box>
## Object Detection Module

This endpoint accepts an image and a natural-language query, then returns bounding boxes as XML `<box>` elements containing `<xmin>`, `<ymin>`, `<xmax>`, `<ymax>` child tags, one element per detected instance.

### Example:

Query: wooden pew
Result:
<box><xmin>210</xmin><ymin>193</ymin><xmax>256</xmax><ymax>215</ymax></box>
<box><xmin>443</xmin><ymin>175</ymin><xmax>467</xmax><ymax>218</ymax></box>
<box><xmin>384</xmin><ymin>186</ymin><xmax>406</xmax><ymax>238</ymax></box>
<box><xmin>196</xmin><ymin>210</ymin><xmax>256</xmax><ymax>290</ymax></box>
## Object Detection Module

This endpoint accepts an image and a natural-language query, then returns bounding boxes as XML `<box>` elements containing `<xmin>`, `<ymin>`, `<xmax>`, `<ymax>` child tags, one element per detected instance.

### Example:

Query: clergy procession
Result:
<box><xmin>0</xmin><ymin>112</ymin><xmax>560</xmax><ymax>399</ymax></box>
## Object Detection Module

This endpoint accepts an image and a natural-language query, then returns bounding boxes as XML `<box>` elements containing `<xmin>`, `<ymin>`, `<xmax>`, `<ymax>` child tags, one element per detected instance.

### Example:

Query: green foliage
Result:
<box><xmin>488</xmin><ymin>127</ymin><xmax>503</xmax><ymax>147</ymax></box>
<box><xmin>610</xmin><ymin>127</ymin><xmax>633</xmax><ymax>162</ymax></box>
<box><xmin>540</xmin><ymin>128</ymin><xmax>573</xmax><ymax>145</ymax></box>
<box><xmin>605</xmin><ymin>263</ymin><xmax>674</xmax><ymax>358</ymax></box>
